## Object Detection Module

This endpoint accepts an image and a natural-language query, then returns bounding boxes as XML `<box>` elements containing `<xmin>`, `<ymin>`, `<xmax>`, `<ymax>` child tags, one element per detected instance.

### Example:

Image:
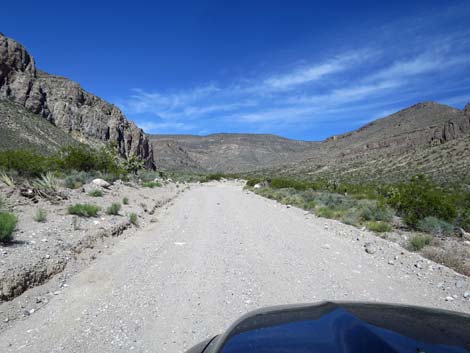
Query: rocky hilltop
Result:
<box><xmin>266</xmin><ymin>101</ymin><xmax>470</xmax><ymax>183</ymax></box>
<box><xmin>0</xmin><ymin>33</ymin><xmax>154</xmax><ymax>168</ymax></box>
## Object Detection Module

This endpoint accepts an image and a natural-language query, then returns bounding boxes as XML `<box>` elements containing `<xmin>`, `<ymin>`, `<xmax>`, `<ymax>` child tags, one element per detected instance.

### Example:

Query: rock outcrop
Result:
<box><xmin>0</xmin><ymin>33</ymin><xmax>154</xmax><ymax>168</ymax></box>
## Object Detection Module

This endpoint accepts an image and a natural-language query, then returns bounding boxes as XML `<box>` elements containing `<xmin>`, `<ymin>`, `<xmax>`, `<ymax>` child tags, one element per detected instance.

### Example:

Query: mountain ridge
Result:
<box><xmin>0</xmin><ymin>33</ymin><xmax>155</xmax><ymax>168</ymax></box>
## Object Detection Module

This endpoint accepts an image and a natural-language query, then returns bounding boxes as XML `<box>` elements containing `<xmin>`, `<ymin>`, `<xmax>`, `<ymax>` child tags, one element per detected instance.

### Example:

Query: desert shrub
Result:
<box><xmin>106</xmin><ymin>203</ymin><xmax>121</xmax><ymax>215</ymax></box>
<box><xmin>365</xmin><ymin>221</ymin><xmax>392</xmax><ymax>233</ymax></box>
<box><xmin>417</xmin><ymin>216</ymin><xmax>454</xmax><ymax>236</ymax></box>
<box><xmin>88</xmin><ymin>189</ymin><xmax>104</xmax><ymax>197</ymax></box>
<box><xmin>33</xmin><ymin>172</ymin><xmax>59</xmax><ymax>192</ymax></box>
<box><xmin>57</xmin><ymin>145</ymin><xmax>123</xmax><ymax>175</ymax></box>
<box><xmin>387</xmin><ymin>175</ymin><xmax>457</xmax><ymax>227</ymax></box>
<box><xmin>359</xmin><ymin>201</ymin><xmax>394</xmax><ymax>222</ymax></box>
<box><xmin>315</xmin><ymin>207</ymin><xmax>336</xmax><ymax>219</ymax></box>
<box><xmin>408</xmin><ymin>234</ymin><xmax>432</xmax><ymax>251</ymax></box>
<box><xmin>136</xmin><ymin>170</ymin><xmax>161</xmax><ymax>182</ymax></box>
<box><xmin>129</xmin><ymin>212</ymin><xmax>138</xmax><ymax>226</ymax></box>
<box><xmin>68</xmin><ymin>203</ymin><xmax>100</xmax><ymax>217</ymax></box>
<box><xmin>33</xmin><ymin>208</ymin><xmax>47</xmax><ymax>223</ymax></box>
<box><xmin>122</xmin><ymin>196</ymin><xmax>129</xmax><ymax>205</ymax></box>
<box><xmin>123</xmin><ymin>155</ymin><xmax>145</xmax><ymax>174</ymax></box>
<box><xmin>0</xmin><ymin>149</ymin><xmax>50</xmax><ymax>176</ymax></box>
<box><xmin>270</xmin><ymin>178</ymin><xmax>310</xmax><ymax>191</ymax></box>
<box><xmin>246</xmin><ymin>178</ymin><xmax>263</xmax><ymax>187</ymax></box>
<box><xmin>202</xmin><ymin>173</ymin><xmax>225</xmax><ymax>182</ymax></box>
<box><xmin>142</xmin><ymin>181</ymin><xmax>161</xmax><ymax>188</ymax></box>
<box><xmin>341</xmin><ymin>209</ymin><xmax>361</xmax><ymax>226</ymax></box>
<box><xmin>304</xmin><ymin>200</ymin><xmax>316</xmax><ymax>210</ymax></box>
<box><xmin>64</xmin><ymin>171</ymin><xmax>89</xmax><ymax>189</ymax></box>
<box><xmin>315</xmin><ymin>193</ymin><xmax>356</xmax><ymax>211</ymax></box>
<box><xmin>0</xmin><ymin>212</ymin><xmax>17</xmax><ymax>243</ymax></box>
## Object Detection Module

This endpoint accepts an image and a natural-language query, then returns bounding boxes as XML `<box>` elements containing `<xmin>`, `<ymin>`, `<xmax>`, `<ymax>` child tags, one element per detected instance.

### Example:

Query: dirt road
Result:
<box><xmin>1</xmin><ymin>182</ymin><xmax>469</xmax><ymax>352</ymax></box>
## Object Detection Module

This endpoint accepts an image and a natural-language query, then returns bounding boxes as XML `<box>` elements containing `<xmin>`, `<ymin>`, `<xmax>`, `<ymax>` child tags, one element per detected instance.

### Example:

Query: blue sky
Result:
<box><xmin>2</xmin><ymin>0</ymin><xmax>469</xmax><ymax>140</ymax></box>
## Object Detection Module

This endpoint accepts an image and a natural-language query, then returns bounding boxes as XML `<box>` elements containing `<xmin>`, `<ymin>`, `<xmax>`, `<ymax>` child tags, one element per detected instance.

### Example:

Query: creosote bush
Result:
<box><xmin>34</xmin><ymin>208</ymin><xmax>47</xmax><ymax>223</ymax></box>
<box><xmin>106</xmin><ymin>203</ymin><xmax>121</xmax><ymax>215</ymax></box>
<box><xmin>68</xmin><ymin>203</ymin><xmax>100</xmax><ymax>217</ymax></box>
<box><xmin>122</xmin><ymin>197</ymin><xmax>129</xmax><ymax>205</ymax></box>
<box><xmin>0</xmin><ymin>211</ymin><xmax>18</xmax><ymax>243</ymax></box>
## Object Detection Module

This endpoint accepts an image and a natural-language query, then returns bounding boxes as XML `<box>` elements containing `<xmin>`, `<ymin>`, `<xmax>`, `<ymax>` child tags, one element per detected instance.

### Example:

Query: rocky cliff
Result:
<box><xmin>0</xmin><ymin>33</ymin><xmax>155</xmax><ymax>168</ymax></box>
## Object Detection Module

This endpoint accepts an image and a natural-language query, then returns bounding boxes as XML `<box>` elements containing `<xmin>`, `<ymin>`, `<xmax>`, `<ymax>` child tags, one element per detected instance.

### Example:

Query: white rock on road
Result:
<box><xmin>0</xmin><ymin>182</ymin><xmax>468</xmax><ymax>353</ymax></box>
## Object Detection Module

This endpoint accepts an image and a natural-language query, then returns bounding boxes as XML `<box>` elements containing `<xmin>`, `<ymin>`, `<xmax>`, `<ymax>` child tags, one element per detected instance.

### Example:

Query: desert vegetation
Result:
<box><xmin>246</xmin><ymin>175</ymin><xmax>470</xmax><ymax>275</ymax></box>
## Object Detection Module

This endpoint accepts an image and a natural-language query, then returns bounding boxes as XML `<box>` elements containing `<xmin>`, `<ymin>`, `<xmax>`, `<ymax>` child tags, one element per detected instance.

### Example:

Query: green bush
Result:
<box><xmin>57</xmin><ymin>145</ymin><xmax>122</xmax><ymax>174</ymax></box>
<box><xmin>106</xmin><ymin>203</ymin><xmax>121</xmax><ymax>215</ymax></box>
<box><xmin>0</xmin><ymin>212</ymin><xmax>17</xmax><ymax>243</ymax></box>
<box><xmin>365</xmin><ymin>221</ymin><xmax>392</xmax><ymax>233</ymax></box>
<box><xmin>408</xmin><ymin>234</ymin><xmax>432</xmax><ymax>251</ymax></box>
<box><xmin>142</xmin><ymin>181</ymin><xmax>161</xmax><ymax>188</ymax></box>
<box><xmin>129</xmin><ymin>212</ymin><xmax>138</xmax><ymax>226</ymax></box>
<box><xmin>387</xmin><ymin>175</ymin><xmax>457</xmax><ymax>227</ymax></box>
<box><xmin>202</xmin><ymin>173</ymin><xmax>225</xmax><ymax>182</ymax></box>
<box><xmin>246</xmin><ymin>178</ymin><xmax>263</xmax><ymax>187</ymax></box>
<box><xmin>270</xmin><ymin>178</ymin><xmax>310</xmax><ymax>191</ymax></box>
<box><xmin>341</xmin><ymin>209</ymin><xmax>361</xmax><ymax>226</ymax></box>
<box><xmin>417</xmin><ymin>217</ymin><xmax>454</xmax><ymax>236</ymax></box>
<box><xmin>88</xmin><ymin>189</ymin><xmax>104</xmax><ymax>197</ymax></box>
<box><xmin>68</xmin><ymin>203</ymin><xmax>100</xmax><ymax>217</ymax></box>
<box><xmin>0</xmin><ymin>150</ymin><xmax>50</xmax><ymax>176</ymax></box>
<box><xmin>34</xmin><ymin>208</ymin><xmax>47</xmax><ymax>223</ymax></box>
<box><xmin>359</xmin><ymin>201</ymin><xmax>394</xmax><ymax>222</ymax></box>
<box><xmin>315</xmin><ymin>207</ymin><xmax>336</xmax><ymax>219</ymax></box>
<box><xmin>122</xmin><ymin>197</ymin><xmax>129</xmax><ymax>205</ymax></box>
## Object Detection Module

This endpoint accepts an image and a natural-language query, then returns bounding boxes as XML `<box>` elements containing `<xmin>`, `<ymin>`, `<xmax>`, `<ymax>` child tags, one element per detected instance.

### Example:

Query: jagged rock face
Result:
<box><xmin>0</xmin><ymin>33</ymin><xmax>155</xmax><ymax>168</ymax></box>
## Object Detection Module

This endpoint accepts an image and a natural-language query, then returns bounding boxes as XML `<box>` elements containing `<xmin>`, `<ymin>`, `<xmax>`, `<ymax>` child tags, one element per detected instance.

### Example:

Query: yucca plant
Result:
<box><xmin>0</xmin><ymin>171</ymin><xmax>15</xmax><ymax>188</ymax></box>
<box><xmin>34</xmin><ymin>172</ymin><xmax>59</xmax><ymax>192</ymax></box>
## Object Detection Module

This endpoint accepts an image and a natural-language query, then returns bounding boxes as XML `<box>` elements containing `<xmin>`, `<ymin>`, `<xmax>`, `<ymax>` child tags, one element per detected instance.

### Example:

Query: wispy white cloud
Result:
<box><xmin>117</xmin><ymin>6</ymin><xmax>470</xmax><ymax>137</ymax></box>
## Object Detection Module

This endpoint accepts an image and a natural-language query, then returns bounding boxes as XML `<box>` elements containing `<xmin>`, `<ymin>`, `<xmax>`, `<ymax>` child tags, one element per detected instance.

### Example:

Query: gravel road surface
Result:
<box><xmin>1</xmin><ymin>182</ymin><xmax>469</xmax><ymax>352</ymax></box>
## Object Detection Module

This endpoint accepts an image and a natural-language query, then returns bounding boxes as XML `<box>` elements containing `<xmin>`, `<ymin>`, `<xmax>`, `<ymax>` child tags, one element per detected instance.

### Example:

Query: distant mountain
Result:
<box><xmin>0</xmin><ymin>33</ymin><xmax>154</xmax><ymax>167</ymax></box>
<box><xmin>151</xmin><ymin>102</ymin><xmax>470</xmax><ymax>183</ymax></box>
<box><xmin>149</xmin><ymin>133</ymin><xmax>317</xmax><ymax>173</ymax></box>
<box><xmin>262</xmin><ymin>101</ymin><xmax>470</xmax><ymax>183</ymax></box>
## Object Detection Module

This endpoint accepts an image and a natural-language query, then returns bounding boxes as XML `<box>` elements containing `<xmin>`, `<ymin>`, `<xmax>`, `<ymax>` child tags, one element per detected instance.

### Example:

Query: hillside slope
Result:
<box><xmin>0</xmin><ymin>33</ymin><xmax>154</xmax><ymax>167</ymax></box>
<box><xmin>150</xmin><ymin>133</ymin><xmax>317</xmax><ymax>173</ymax></box>
<box><xmin>264</xmin><ymin>102</ymin><xmax>470</xmax><ymax>183</ymax></box>
<box><xmin>0</xmin><ymin>99</ymin><xmax>79</xmax><ymax>154</ymax></box>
